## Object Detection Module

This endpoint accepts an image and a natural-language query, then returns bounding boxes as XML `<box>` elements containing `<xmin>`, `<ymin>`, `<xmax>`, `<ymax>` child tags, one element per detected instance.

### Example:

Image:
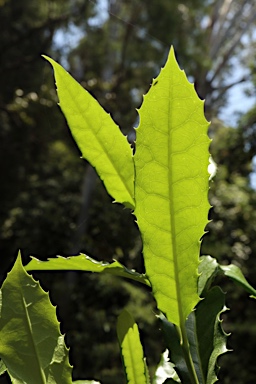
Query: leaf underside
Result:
<box><xmin>43</xmin><ymin>56</ymin><xmax>135</xmax><ymax>209</ymax></box>
<box><xmin>25</xmin><ymin>254</ymin><xmax>150</xmax><ymax>287</ymax></box>
<box><xmin>134</xmin><ymin>47</ymin><xmax>210</xmax><ymax>327</ymax></box>
<box><xmin>0</xmin><ymin>253</ymin><xmax>72</xmax><ymax>384</ymax></box>
<box><xmin>117</xmin><ymin>310</ymin><xmax>148</xmax><ymax>384</ymax></box>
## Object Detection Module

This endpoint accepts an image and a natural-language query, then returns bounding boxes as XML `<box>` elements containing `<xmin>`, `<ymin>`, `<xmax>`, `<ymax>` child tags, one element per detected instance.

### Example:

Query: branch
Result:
<box><xmin>215</xmin><ymin>74</ymin><xmax>250</xmax><ymax>96</ymax></box>
<box><xmin>209</xmin><ymin>7</ymin><xmax>256</xmax><ymax>84</ymax></box>
<box><xmin>210</xmin><ymin>0</ymin><xmax>252</xmax><ymax>58</ymax></box>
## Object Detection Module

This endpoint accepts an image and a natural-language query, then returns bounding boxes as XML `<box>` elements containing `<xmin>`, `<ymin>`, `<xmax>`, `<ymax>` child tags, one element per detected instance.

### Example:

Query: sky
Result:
<box><xmin>219</xmin><ymin>69</ymin><xmax>255</xmax><ymax>127</ymax></box>
<box><xmin>53</xmin><ymin>1</ymin><xmax>255</xmax><ymax>129</ymax></box>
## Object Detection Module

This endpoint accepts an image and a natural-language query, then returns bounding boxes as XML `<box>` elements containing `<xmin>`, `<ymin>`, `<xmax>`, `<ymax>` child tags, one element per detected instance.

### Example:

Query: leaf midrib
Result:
<box><xmin>21</xmin><ymin>292</ymin><xmax>46</xmax><ymax>384</ymax></box>
<box><xmin>167</xmin><ymin>72</ymin><xmax>184</xmax><ymax>329</ymax></box>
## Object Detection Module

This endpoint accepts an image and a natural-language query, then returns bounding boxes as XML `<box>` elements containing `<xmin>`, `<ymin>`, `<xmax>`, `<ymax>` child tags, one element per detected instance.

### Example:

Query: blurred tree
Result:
<box><xmin>0</xmin><ymin>0</ymin><xmax>95</xmax><ymax>268</ymax></box>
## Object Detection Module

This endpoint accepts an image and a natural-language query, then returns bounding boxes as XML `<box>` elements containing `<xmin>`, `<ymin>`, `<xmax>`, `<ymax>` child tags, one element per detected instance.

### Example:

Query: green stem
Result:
<box><xmin>180</xmin><ymin>323</ymin><xmax>199</xmax><ymax>384</ymax></box>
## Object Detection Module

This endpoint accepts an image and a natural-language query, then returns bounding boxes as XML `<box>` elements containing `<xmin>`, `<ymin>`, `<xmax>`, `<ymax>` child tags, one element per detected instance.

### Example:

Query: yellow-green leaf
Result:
<box><xmin>134</xmin><ymin>47</ymin><xmax>210</xmax><ymax>328</ymax></box>
<box><xmin>43</xmin><ymin>56</ymin><xmax>135</xmax><ymax>209</ymax></box>
<box><xmin>117</xmin><ymin>310</ymin><xmax>148</xmax><ymax>384</ymax></box>
<box><xmin>25</xmin><ymin>254</ymin><xmax>150</xmax><ymax>287</ymax></box>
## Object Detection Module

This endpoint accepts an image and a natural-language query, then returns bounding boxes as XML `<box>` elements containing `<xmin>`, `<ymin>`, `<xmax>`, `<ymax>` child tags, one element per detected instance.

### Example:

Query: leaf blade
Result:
<box><xmin>117</xmin><ymin>310</ymin><xmax>148</xmax><ymax>384</ymax></box>
<box><xmin>25</xmin><ymin>254</ymin><xmax>151</xmax><ymax>287</ymax></box>
<box><xmin>190</xmin><ymin>287</ymin><xmax>228</xmax><ymax>384</ymax></box>
<box><xmin>199</xmin><ymin>288</ymin><xmax>228</xmax><ymax>384</ymax></box>
<box><xmin>134</xmin><ymin>47</ymin><xmax>210</xmax><ymax>326</ymax></box>
<box><xmin>0</xmin><ymin>253</ymin><xmax>72</xmax><ymax>384</ymax></box>
<box><xmin>198</xmin><ymin>256</ymin><xmax>219</xmax><ymax>297</ymax></box>
<box><xmin>220</xmin><ymin>264</ymin><xmax>256</xmax><ymax>298</ymax></box>
<box><xmin>43</xmin><ymin>56</ymin><xmax>135</xmax><ymax>209</ymax></box>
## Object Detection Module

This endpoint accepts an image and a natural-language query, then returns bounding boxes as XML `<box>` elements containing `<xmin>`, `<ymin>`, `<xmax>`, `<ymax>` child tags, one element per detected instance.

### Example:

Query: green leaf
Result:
<box><xmin>134</xmin><ymin>46</ymin><xmax>210</xmax><ymax>328</ymax></box>
<box><xmin>193</xmin><ymin>287</ymin><xmax>228</xmax><ymax>384</ymax></box>
<box><xmin>199</xmin><ymin>255</ymin><xmax>256</xmax><ymax>298</ymax></box>
<box><xmin>144</xmin><ymin>359</ymin><xmax>151</xmax><ymax>384</ymax></box>
<box><xmin>43</xmin><ymin>56</ymin><xmax>135</xmax><ymax>209</ymax></box>
<box><xmin>185</xmin><ymin>314</ymin><xmax>204</xmax><ymax>384</ymax></box>
<box><xmin>0</xmin><ymin>359</ymin><xmax>6</xmax><ymax>375</ymax></box>
<box><xmin>220</xmin><ymin>264</ymin><xmax>256</xmax><ymax>298</ymax></box>
<box><xmin>0</xmin><ymin>252</ymin><xmax>72</xmax><ymax>384</ymax></box>
<box><xmin>117</xmin><ymin>309</ymin><xmax>148</xmax><ymax>384</ymax></box>
<box><xmin>25</xmin><ymin>254</ymin><xmax>150</xmax><ymax>287</ymax></box>
<box><xmin>7</xmin><ymin>376</ymin><xmax>24</xmax><ymax>384</ymax></box>
<box><xmin>198</xmin><ymin>256</ymin><xmax>219</xmax><ymax>297</ymax></box>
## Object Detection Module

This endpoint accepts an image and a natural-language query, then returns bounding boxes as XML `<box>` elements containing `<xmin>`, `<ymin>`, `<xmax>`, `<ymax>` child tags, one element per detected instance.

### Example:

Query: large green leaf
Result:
<box><xmin>25</xmin><ymin>254</ymin><xmax>150</xmax><ymax>287</ymax></box>
<box><xmin>43</xmin><ymin>56</ymin><xmax>135</xmax><ymax>209</ymax></box>
<box><xmin>134</xmin><ymin>47</ymin><xmax>210</xmax><ymax>327</ymax></box>
<box><xmin>0</xmin><ymin>253</ymin><xmax>72</xmax><ymax>384</ymax></box>
<box><xmin>117</xmin><ymin>309</ymin><xmax>148</xmax><ymax>384</ymax></box>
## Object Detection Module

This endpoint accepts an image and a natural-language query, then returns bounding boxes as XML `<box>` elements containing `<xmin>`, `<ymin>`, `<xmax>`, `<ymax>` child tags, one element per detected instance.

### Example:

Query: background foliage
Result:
<box><xmin>1</xmin><ymin>1</ymin><xmax>256</xmax><ymax>383</ymax></box>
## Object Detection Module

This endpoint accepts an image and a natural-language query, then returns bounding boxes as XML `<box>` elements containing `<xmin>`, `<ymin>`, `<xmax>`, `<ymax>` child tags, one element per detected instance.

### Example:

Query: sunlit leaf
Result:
<box><xmin>43</xmin><ymin>56</ymin><xmax>135</xmax><ymax>209</ymax></box>
<box><xmin>220</xmin><ymin>264</ymin><xmax>256</xmax><ymax>298</ymax></box>
<box><xmin>25</xmin><ymin>254</ymin><xmax>150</xmax><ymax>287</ymax></box>
<box><xmin>134</xmin><ymin>47</ymin><xmax>210</xmax><ymax>327</ymax></box>
<box><xmin>198</xmin><ymin>256</ymin><xmax>219</xmax><ymax>296</ymax></box>
<box><xmin>117</xmin><ymin>309</ymin><xmax>148</xmax><ymax>384</ymax></box>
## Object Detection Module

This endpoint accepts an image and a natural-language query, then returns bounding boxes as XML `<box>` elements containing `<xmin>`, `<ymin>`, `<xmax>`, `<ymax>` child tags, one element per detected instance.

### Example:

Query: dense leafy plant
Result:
<box><xmin>0</xmin><ymin>48</ymin><xmax>255</xmax><ymax>384</ymax></box>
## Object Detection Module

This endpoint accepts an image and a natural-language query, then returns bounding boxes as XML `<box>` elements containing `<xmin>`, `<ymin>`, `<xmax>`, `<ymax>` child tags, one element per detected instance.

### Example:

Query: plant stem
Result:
<box><xmin>180</xmin><ymin>323</ymin><xmax>199</xmax><ymax>384</ymax></box>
